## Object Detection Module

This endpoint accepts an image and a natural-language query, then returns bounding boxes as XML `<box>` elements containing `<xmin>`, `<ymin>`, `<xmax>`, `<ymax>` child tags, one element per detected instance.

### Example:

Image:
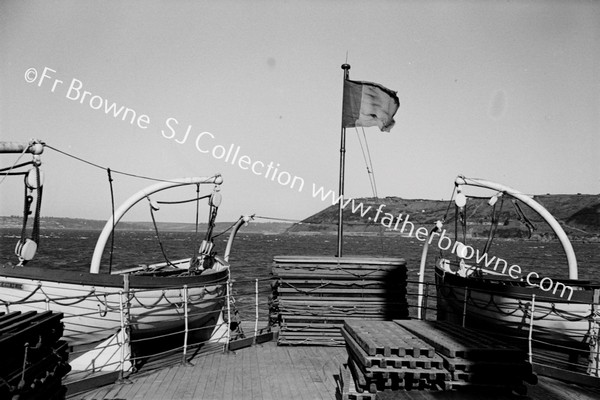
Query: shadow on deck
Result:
<box><xmin>69</xmin><ymin>337</ymin><xmax>600</xmax><ymax>400</ymax></box>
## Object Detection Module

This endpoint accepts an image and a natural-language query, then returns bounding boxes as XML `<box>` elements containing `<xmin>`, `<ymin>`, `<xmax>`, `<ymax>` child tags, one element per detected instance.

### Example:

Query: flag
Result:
<box><xmin>342</xmin><ymin>79</ymin><xmax>400</xmax><ymax>132</ymax></box>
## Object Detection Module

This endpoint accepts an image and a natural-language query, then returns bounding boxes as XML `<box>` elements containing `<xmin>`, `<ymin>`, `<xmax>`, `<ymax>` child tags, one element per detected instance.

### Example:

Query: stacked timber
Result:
<box><xmin>339</xmin><ymin>320</ymin><xmax>537</xmax><ymax>399</ymax></box>
<box><xmin>0</xmin><ymin>311</ymin><xmax>70</xmax><ymax>400</ymax></box>
<box><xmin>341</xmin><ymin>320</ymin><xmax>449</xmax><ymax>397</ymax></box>
<box><xmin>271</xmin><ymin>256</ymin><xmax>409</xmax><ymax>346</ymax></box>
<box><xmin>396</xmin><ymin>320</ymin><xmax>536</xmax><ymax>393</ymax></box>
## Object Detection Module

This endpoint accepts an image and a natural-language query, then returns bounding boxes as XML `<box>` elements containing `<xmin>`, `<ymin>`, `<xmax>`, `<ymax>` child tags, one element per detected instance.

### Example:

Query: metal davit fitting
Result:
<box><xmin>90</xmin><ymin>175</ymin><xmax>223</xmax><ymax>274</ymax></box>
<box><xmin>454</xmin><ymin>175</ymin><xmax>578</xmax><ymax>280</ymax></box>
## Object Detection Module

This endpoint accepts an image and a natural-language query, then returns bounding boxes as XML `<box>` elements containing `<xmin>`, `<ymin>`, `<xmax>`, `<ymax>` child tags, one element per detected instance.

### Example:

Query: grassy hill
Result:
<box><xmin>3</xmin><ymin>193</ymin><xmax>599</xmax><ymax>240</ymax></box>
<box><xmin>286</xmin><ymin>194</ymin><xmax>600</xmax><ymax>241</ymax></box>
<box><xmin>0</xmin><ymin>216</ymin><xmax>291</xmax><ymax>235</ymax></box>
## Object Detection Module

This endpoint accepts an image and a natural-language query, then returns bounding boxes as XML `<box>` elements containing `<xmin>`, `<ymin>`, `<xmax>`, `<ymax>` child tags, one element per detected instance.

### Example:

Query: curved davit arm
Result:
<box><xmin>90</xmin><ymin>175</ymin><xmax>223</xmax><ymax>274</ymax></box>
<box><xmin>456</xmin><ymin>176</ymin><xmax>578</xmax><ymax>280</ymax></box>
<box><xmin>223</xmin><ymin>215</ymin><xmax>254</xmax><ymax>262</ymax></box>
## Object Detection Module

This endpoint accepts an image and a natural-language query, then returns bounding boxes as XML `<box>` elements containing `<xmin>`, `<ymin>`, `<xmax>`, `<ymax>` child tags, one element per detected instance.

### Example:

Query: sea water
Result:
<box><xmin>1</xmin><ymin>228</ymin><xmax>599</xmax><ymax>321</ymax></box>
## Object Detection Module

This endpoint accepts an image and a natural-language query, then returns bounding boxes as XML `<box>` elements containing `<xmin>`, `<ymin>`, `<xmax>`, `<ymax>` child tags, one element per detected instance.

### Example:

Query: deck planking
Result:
<box><xmin>69</xmin><ymin>341</ymin><xmax>600</xmax><ymax>400</ymax></box>
<box><xmin>166</xmin><ymin>358</ymin><xmax>196</xmax><ymax>399</ymax></box>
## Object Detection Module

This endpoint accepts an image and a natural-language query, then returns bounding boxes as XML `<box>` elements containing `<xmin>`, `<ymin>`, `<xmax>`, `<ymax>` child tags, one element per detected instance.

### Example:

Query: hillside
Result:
<box><xmin>3</xmin><ymin>193</ymin><xmax>599</xmax><ymax>240</ymax></box>
<box><xmin>0</xmin><ymin>216</ymin><xmax>291</xmax><ymax>235</ymax></box>
<box><xmin>286</xmin><ymin>194</ymin><xmax>600</xmax><ymax>241</ymax></box>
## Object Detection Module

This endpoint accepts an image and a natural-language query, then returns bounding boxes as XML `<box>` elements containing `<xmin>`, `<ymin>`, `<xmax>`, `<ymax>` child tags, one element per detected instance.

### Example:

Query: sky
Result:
<box><xmin>1</xmin><ymin>0</ymin><xmax>598</xmax><ymax>225</ymax></box>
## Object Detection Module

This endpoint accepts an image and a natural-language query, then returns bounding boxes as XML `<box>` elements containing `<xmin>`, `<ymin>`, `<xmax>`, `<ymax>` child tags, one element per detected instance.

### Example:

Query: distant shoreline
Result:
<box><xmin>2</xmin><ymin>223</ymin><xmax>597</xmax><ymax>243</ymax></box>
<box><xmin>3</xmin><ymin>190</ymin><xmax>599</xmax><ymax>242</ymax></box>
<box><xmin>0</xmin><ymin>216</ymin><xmax>292</xmax><ymax>235</ymax></box>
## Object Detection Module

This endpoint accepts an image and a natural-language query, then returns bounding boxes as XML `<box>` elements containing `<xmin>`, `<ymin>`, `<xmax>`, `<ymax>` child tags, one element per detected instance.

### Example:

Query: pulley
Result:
<box><xmin>15</xmin><ymin>238</ymin><xmax>37</xmax><ymax>263</ymax></box>
<box><xmin>25</xmin><ymin>167</ymin><xmax>44</xmax><ymax>190</ymax></box>
<box><xmin>209</xmin><ymin>188</ymin><xmax>222</xmax><ymax>208</ymax></box>
<box><xmin>455</xmin><ymin>191</ymin><xmax>467</xmax><ymax>208</ymax></box>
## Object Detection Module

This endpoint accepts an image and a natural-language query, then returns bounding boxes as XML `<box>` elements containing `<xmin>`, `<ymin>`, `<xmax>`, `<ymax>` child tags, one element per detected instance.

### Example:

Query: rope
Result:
<box><xmin>212</xmin><ymin>220</ymin><xmax>239</xmax><ymax>239</ymax></box>
<box><xmin>512</xmin><ymin>200</ymin><xmax>536</xmax><ymax>237</ymax></box>
<box><xmin>443</xmin><ymin>186</ymin><xmax>457</xmax><ymax>222</ymax></box>
<box><xmin>461</xmin><ymin>202</ymin><xmax>467</xmax><ymax>243</ymax></box>
<box><xmin>446</xmin><ymin>284</ymin><xmax>592</xmax><ymax>322</ymax></box>
<box><xmin>131</xmin><ymin>290</ymin><xmax>170</xmax><ymax>309</ymax></box>
<box><xmin>157</xmin><ymin>194</ymin><xmax>211</xmax><ymax>205</ymax></box>
<box><xmin>107</xmin><ymin>168</ymin><xmax>115</xmax><ymax>274</ymax></box>
<box><xmin>45</xmin><ymin>144</ymin><xmax>179</xmax><ymax>183</ymax></box>
<box><xmin>195</xmin><ymin>185</ymin><xmax>201</xmax><ymax>234</ymax></box>
<box><xmin>483</xmin><ymin>196</ymin><xmax>504</xmax><ymax>254</ymax></box>
<box><xmin>31</xmin><ymin>164</ymin><xmax>42</xmax><ymax>245</ymax></box>
<box><xmin>148</xmin><ymin>199</ymin><xmax>177</xmax><ymax>268</ymax></box>
<box><xmin>19</xmin><ymin>185</ymin><xmax>32</xmax><ymax>248</ymax></box>
<box><xmin>283</xmin><ymin>282</ymin><xmax>332</xmax><ymax>294</ymax></box>
<box><xmin>0</xmin><ymin>285</ymin><xmax>42</xmax><ymax>306</ymax></box>
<box><xmin>335</xmin><ymin>127</ymin><xmax>387</xmax><ymax>251</ymax></box>
<box><xmin>354</xmin><ymin>127</ymin><xmax>378</xmax><ymax>198</ymax></box>
<box><xmin>37</xmin><ymin>287</ymin><xmax>97</xmax><ymax>306</ymax></box>
<box><xmin>190</xmin><ymin>184</ymin><xmax>201</xmax><ymax>267</ymax></box>
<box><xmin>254</xmin><ymin>215</ymin><xmax>301</xmax><ymax>223</ymax></box>
<box><xmin>361</xmin><ymin>129</ymin><xmax>378</xmax><ymax>198</ymax></box>
<box><xmin>0</xmin><ymin>144</ymin><xmax>31</xmax><ymax>185</ymax></box>
<box><xmin>0</xmin><ymin>161</ymin><xmax>33</xmax><ymax>173</ymax></box>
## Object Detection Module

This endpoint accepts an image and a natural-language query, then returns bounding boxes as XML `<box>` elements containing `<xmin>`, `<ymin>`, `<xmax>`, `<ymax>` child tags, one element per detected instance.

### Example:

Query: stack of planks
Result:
<box><xmin>339</xmin><ymin>319</ymin><xmax>537</xmax><ymax>399</ymax></box>
<box><xmin>271</xmin><ymin>256</ymin><xmax>409</xmax><ymax>346</ymax></box>
<box><xmin>340</xmin><ymin>320</ymin><xmax>449</xmax><ymax>398</ymax></box>
<box><xmin>396</xmin><ymin>320</ymin><xmax>536</xmax><ymax>394</ymax></box>
<box><xmin>0</xmin><ymin>311</ymin><xmax>70</xmax><ymax>400</ymax></box>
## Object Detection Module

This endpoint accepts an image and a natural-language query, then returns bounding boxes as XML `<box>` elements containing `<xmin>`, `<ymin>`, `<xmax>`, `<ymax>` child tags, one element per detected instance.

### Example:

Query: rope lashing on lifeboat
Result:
<box><xmin>444</xmin><ymin>284</ymin><xmax>563</xmax><ymax>320</ymax></box>
<box><xmin>0</xmin><ymin>284</ymin><xmax>42</xmax><ymax>309</ymax></box>
<box><xmin>38</xmin><ymin>286</ymin><xmax>97</xmax><ymax>306</ymax></box>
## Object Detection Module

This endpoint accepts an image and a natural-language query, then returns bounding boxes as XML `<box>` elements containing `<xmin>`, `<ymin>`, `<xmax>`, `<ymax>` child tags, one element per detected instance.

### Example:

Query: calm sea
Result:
<box><xmin>1</xmin><ymin>228</ymin><xmax>599</xmax><ymax>319</ymax></box>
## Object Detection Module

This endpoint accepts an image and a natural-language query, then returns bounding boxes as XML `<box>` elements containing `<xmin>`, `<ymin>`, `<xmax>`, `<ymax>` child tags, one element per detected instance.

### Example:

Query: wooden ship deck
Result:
<box><xmin>68</xmin><ymin>256</ymin><xmax>600</xmax><ymax>400</ymax></box>
<box><xmin>69</xmin><ymin>339</ymin><xmax>600</xmax><ymax>400</ymax></box>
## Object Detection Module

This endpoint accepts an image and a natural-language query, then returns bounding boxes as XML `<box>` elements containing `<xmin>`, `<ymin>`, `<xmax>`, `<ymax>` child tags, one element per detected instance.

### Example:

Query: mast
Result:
<box><xmin>337</xmin><ymin>63</ymin><xmax>351</xmax><ymax>257</ymax></box>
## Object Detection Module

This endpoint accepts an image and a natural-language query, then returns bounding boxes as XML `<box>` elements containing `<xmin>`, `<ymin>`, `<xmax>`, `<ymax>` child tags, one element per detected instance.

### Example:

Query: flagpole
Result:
<box><xmin>337</xmin><ymin>63</ymin><xmax>351</xmax><ymax>257</ymax></box>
